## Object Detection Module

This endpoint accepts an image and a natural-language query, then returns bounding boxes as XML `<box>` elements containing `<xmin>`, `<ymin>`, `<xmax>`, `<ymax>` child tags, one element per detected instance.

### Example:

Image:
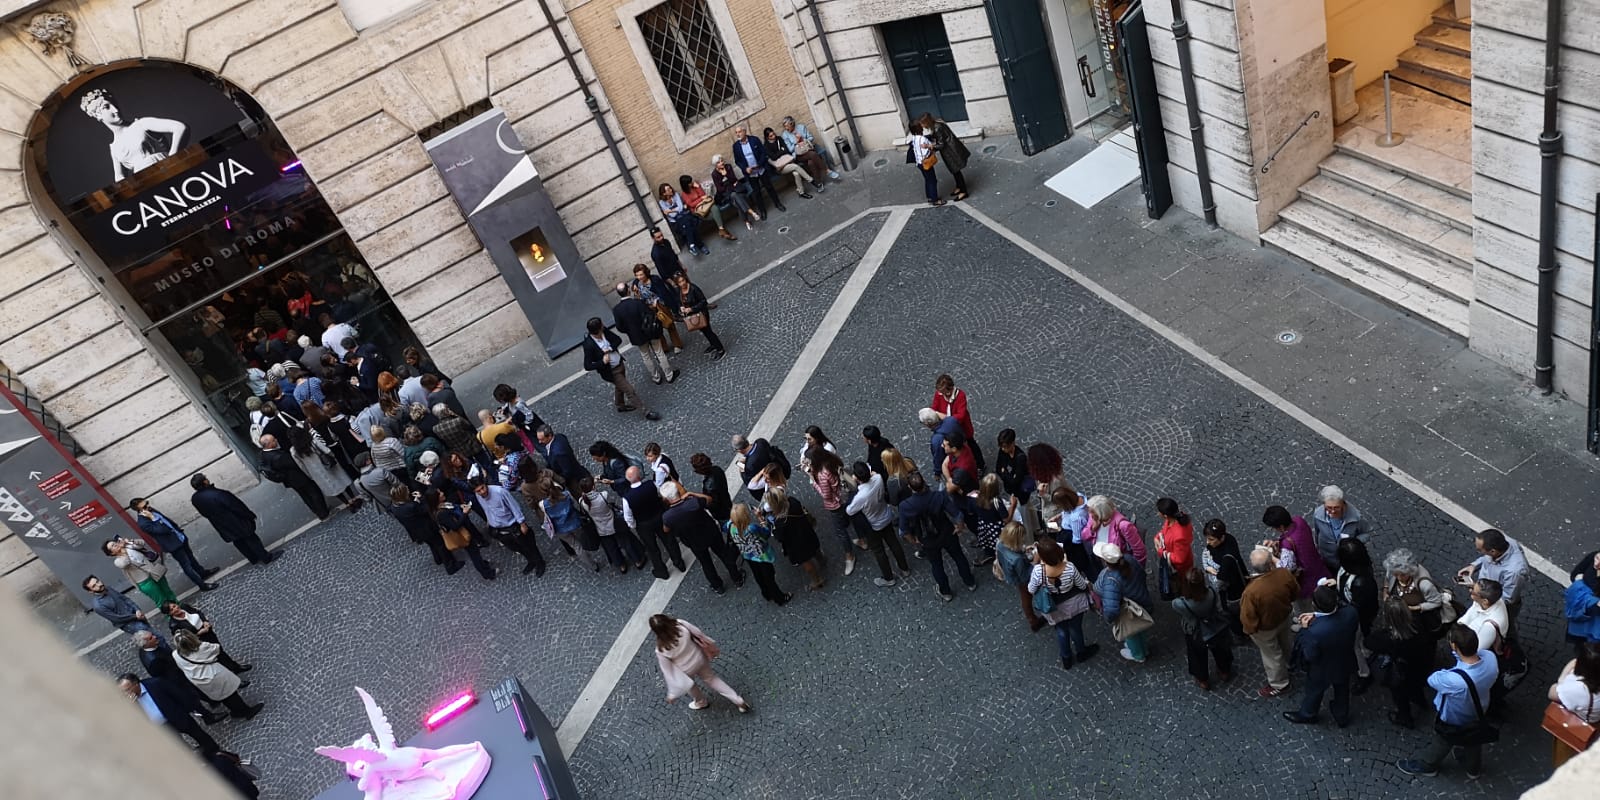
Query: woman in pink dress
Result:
<box><xmin>651</xmin><ymin>614</ymin><xmax>752</xmax><ymax>713</ymax></box>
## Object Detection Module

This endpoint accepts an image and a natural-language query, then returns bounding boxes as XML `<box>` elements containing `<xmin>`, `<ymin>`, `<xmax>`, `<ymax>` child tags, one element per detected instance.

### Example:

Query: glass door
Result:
<box><xmin>1067</xmin><ymin>0</ymin><xmax>1133</xmax><ymax>141</ymax></box>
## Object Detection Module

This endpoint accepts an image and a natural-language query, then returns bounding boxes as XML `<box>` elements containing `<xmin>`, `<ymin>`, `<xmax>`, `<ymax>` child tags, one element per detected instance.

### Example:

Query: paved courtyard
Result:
<box><xmin>84</xmin><ymin>204</ymin><xmax>1573</xmax><ymax>799</ymax></box>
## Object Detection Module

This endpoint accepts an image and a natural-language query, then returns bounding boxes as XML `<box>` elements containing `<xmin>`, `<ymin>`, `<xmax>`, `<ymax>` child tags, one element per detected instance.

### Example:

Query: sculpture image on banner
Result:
<box><xmin>78</xmin><ymin>87</ymin><xmax>188</xmax><ymax>182</ymax></box>
<box><xmin>316</xmin><ymin>688</ymin><xmax>491</xmax><ymax>800</ymax></box>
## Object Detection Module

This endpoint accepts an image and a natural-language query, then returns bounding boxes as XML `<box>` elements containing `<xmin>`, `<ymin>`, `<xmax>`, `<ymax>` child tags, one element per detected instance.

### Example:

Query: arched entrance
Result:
<box><xmin>25</xmin><ymin>60</ymin><xmax>431</xmax><ymax>462</ymax></box>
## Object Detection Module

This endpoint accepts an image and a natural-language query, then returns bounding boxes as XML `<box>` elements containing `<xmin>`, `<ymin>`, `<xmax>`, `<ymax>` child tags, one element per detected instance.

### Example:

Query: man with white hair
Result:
<box><xmin>661</xmin><ymin>481</ymin><xmax>744</xmax><ymax>594</ymax></box>
<box><xmin>918</xmin><ymin>407</ymin><xmax>962</xmax><ymax>476</ymax></box>
<box><xmin>297</xmin><ymin>335</ymin><xmax>328</xmax><ymax>372</ymax></box>
<box><xmin>1241</xmin><ymin>546</ymin><xmax>1299</xmax><ymax>698</ymax></box>
<box><xmin>1307</xmin><ymin>484</ymin><xmax>1369</xmax><ymax>571</ymax></box>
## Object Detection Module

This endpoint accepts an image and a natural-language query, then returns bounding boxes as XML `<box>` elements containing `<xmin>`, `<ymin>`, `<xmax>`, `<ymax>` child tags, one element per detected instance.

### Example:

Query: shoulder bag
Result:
<box><xmin>1434</xmin><ymin>668</ymin><xmax>1500</xmax><ymax>746</ymax></box>
<box><xmin>684</xmin><ymin>311</ymin><xmax>709</xmax><ymax>331</ymax></box>
<box><xmin>1032</xmin><ymin>569</ymin><xmax>1059</xmax><ymax>616</ymax></box>
<box><xmin>1111</xmin><ymin>598</ymin><xmax>1155</xmax><ymax>641</ymax></box>
<box><xmin>1542</xmin><ymin>696</ymin><xmax>1598</xmax><ymax>752</ymax></box>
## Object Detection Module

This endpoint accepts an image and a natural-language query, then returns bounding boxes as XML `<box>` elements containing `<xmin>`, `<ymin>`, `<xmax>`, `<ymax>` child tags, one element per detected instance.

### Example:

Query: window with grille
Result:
<box><xmin>636</xmin><ymin>0</ymin><xmax>744</xmax><ymax>127</ymax></box>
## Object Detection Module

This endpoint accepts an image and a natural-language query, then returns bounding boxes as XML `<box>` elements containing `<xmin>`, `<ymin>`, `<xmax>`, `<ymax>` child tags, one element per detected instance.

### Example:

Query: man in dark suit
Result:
<box><xmin>620</xmin><ymin>465</ymin><xmax>683</xmax><ymax>579</ymax></box>
<box><xmin>730</xmin><ymin>125</ymin><xmax>786</xmax><ymax>212</ymax></box>
<box><xmin>343</xmin><ymin>341</ymin><xmax>383</xmax><ymax>404</ymax></box>
<box><xmin>134</xmin><ymin>632</ymin><xmax>223</xmax><ymax>720</ymax></box>
<box><xmin>732</xmin><ymin>434</ymin><xmax>772</xmax><ymax>501</ymax></box>
<box><xmin>128</xmin><ymin>497</ymin><xmax>219</xmax><ymax>590</ymax></box>
<box><xmin>535</xmin><ymin>425</ymin><xmax>591</xmax><ymax>488</ymax></box>
<box><xmin>258</xmin><ymin>433</ymin><xmax>331</xmax><ymax>520</ymax></box>
<box><xmin>1285</xmin><ymin>584</ymin><xmax>1360</xmax><ymax>727</ymax></box>
<box><xmin>189</xmin><ymin>474</ymin><xmax>273</xmax><ymax>565</ymax></box>
<box><xmin>117</xmin><ymin>673</ymin><xmax>227</xmax><ymax>755</ymax></box>
<box><xmin>613</xmin><ymin>282</ymin><xmax>677</xmax><ymax>385</ymax></box>
<box><xmin>649</xmin><ymin>227</ymin><xmax>683</xmax><ymax>284</ymax></box>
<box><xmin>580</xmin><ymin>317</ymin><xmax>660</xmax><ymax>421</ymax></box>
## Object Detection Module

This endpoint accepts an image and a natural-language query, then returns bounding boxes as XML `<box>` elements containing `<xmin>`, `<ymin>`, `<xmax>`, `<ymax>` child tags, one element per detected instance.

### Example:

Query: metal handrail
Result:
<box><xmin>1383</xmin><ymin>70</ymin><xmax>1471</xmax><ymax>107</ymax></box>
<box><xmin>1260</xmin><ymin>110</ymin><xmax>1320</xmax><ymax>174</ymax></box>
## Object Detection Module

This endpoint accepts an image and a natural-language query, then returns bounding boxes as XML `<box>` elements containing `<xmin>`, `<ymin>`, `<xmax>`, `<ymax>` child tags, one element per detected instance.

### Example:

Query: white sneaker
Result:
<box><xmin>828</xmin><ymin>171</ymin><xmax>840</xmax><ymax>180</ymax></box>
<box><xmin>1119</xmin><ymin>647</ymin><xmax>1139</xmax><ymax>662</ymax></box>
<box><xmin>843</xmin><ymin>556</ymin><xmax>856</xmax><ymax>576</ymax></box>
<box><xmin>688</xmin><ymin>699</ymin><xmax>710</xmax><ymax>710</ymax></box>
<box><xmin>873</xmin><ymin>577</ymin><xmax>896</xmax><ymax>587</ymax></box>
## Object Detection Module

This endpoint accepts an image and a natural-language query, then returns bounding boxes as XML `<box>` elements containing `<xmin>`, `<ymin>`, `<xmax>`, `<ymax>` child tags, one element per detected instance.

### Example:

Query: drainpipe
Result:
<box><xmin>1533</xmin><ymin>0</ymin><xmax>1564</xmax><ymax>394</ymax></box>
<box><xmin>802</xmin><ymin>0</ymin><xmax>863</xmax><ymax>157</ymax></box>
<box><xmin>1169</xmin><ymin>0</ymin><xmax>1216</xmax><ymax>227</ymax></box>
<box><xmin>533</xmin><ymin>0</ymin><xmax>656</xmax><ymax>231</ymax></box>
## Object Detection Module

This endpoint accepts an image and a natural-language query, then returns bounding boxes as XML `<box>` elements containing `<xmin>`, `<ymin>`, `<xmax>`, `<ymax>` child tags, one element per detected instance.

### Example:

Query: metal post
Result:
<box><xmin>1535</xmin><ymin>1</ymin><xmax>1566</xmax><ymax>394</ymax></box>
<box><xmin>1586</xmin><ymin>193</ymin><xmax>1599</xmax><ymax>454</ymax></box>
<box><xmin>1376</xmin><ymin>72</ymin><xmax>1405</xmax><ymax>147</ymax></box>
<box><xmin>1170</xmin><ymin>0</ymin><xmax>1216</xmax><ymax>227</ymax></box>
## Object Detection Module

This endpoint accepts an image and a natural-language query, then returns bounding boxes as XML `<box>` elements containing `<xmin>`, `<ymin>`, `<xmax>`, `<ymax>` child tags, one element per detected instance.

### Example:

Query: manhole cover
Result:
<box><xmin>1044</xmin><ymin>199</ymin><xmax>1058</xmax><ymax>208</ymax></box>
<box><xmin>981</xmin><ymin>144</ymin><xmax>999</xmax><ymax>155</ymax></box>
<box><xmin>1277</xmin><ymin>330</ymin><xmax>1300</xmax><ymax>345</ymax></box>
<box><xmin>872</xmin><ymin>157</ymin><xmax>888</xmax><ymax>168</ymax></box>
<box><xmin>777</xmin><ymin>226</ymin><xmax>791</xmax><ymax>235</ymax></box>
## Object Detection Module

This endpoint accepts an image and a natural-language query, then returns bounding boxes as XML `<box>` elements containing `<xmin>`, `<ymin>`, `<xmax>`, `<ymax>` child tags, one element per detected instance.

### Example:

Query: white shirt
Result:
<box><xmin>844</xmin><ymin>473</ymin><xmax>894</xmax><ymax>530</ymax></box>
<box><xmin>1555</xmin><ymin>672</ymin><xmax>1600</xmax><ymax>723</ymax></box>
<box><xmin>649</xmin><ymin>457</ymin><xmax>671</xmax><ymax>487</ymax></box>
<box><xmin>323</xmin><ymin>323</ymin><xmax>358</xmax><ymax>356</ymax></box>
<box><xmin>622</xmin><ymin>480</ymin><xmax>646</xmax><ymax>529</ymax></box>
<box><xmin>1459</xmin><ymin>599</ymin><xmax>1510</xmax><ymax>652</ymax></box>
<box><xmin>592</xmin><ymin>334</ymin><xmax>621</xmax><ymax>367</ymax></box>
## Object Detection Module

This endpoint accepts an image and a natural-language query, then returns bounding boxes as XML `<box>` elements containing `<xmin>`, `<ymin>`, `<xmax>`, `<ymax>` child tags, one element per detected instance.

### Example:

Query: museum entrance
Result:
<box><xmin>26</xmin><ymin>60</ymin><xmax>431</xmax><ymax>463</ymax></box>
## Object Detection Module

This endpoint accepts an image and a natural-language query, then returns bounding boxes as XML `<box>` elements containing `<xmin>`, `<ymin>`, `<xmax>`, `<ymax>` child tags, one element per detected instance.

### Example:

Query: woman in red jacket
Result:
<box><xmin>931</xmin><ymin>373</ymin><xmax>984</xmax><ymax>473</ymax></box>
<box><xmin>1155</xmin><ymin>497</ymin><xmax>1195</xmax><ymax>600</ymax></box>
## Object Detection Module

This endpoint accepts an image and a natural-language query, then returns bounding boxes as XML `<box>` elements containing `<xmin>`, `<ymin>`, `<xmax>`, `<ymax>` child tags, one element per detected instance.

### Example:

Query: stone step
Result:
<box><xmin>1318</xmin><ymin>152</ymin><xmax>1473</xmax><ymax>232</ymax></box>
<box><xmin>1431</xmin><ymin>3</ymin><xmax>1471</xmax><ymax>31</ymax></box>
<box><xmin>1334</xmin><ymin>128</ymin><xmax>1472</xmax><ymax>199</ymax></box>
<box><xmin>1298</xmin><ymin>175</ymin><xmax>1473</xmax><ymax>269</ymax></box>
<box><xmin>1263</xmin><ymin>213</ymin><xmax>1470</xmax><ymax>338</ymax></box>
<box><xmin>1388</xmin><ymin>66</ymin><xmax>1472</xmax><ymax>108</ymax></box>
<box><xmin>1416</xmin><ymin>23</ymin><xmax>1472</xmax><ymax>57</ymax></box>
<box><xmin>1277</xmin><ymin>198</ymin><xmax>1473</xmax><ymax>304</ymax></box>
<box><xmin>1397</xmin><ymin>45</ymin><xmax>1471</xmax><ymax>85</ymax></box>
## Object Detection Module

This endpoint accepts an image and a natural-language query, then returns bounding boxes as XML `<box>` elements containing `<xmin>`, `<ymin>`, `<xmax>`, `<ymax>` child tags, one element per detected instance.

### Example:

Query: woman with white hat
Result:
<box><xmin>1094</xmin><ymin>541</ymin><xmax>1155</xmax><ymax>663</ymax></box>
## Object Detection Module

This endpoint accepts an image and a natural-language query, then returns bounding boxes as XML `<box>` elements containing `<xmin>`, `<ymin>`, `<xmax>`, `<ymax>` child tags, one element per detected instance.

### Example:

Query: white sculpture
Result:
<box><xmin>316</xmin><ymin>688</ymin><xmax>491</xmax><ymax>800</ymax></box>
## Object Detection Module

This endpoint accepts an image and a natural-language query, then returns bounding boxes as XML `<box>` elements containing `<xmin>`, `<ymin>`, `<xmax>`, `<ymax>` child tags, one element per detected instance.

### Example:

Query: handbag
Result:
<box><xmin>1542</xmin><ymin>698</ymin><xmax>1598</xmax><ymax>752</ymax></box>
<box><xmin>684</xmin><ymin>311</ymin><xmax>708</xmax><ymax>331</ymax></box>
<box><xmin>691</xmin><ymin>631</ymin><xmax>720</xmax><ymax>659</ymax></box>
<box><xmin>1157</xmin><ymin>557</ymin><xmax>1175</xmax><ymax>601</ymax></box>
<box><xmin>692</xmin><ymin>196</ymin><xmax>715</xmax><ymax>217</ymax></box>
<box><xmin>920</xmin><ymin>152</ymin><xmax>938</xmax><ymax>170</ymax></box>
<box><xmin>1110</xmin><ymin>599</ymin><xmax>1155</xmax><ymax>641</ymax></box>
<box><xmin>1433</xmin><ymin>668</ymin><xmax>1500</xmax><ymax>747</ymax></box>
<box><xmin>770</xmin><ymin>154</ymin><xmax>795</xmax><ymax>170</ymax></box>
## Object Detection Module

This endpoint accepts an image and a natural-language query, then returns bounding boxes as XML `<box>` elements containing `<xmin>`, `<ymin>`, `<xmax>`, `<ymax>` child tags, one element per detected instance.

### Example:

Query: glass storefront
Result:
<box><xmin>31</xmin><ymin>62</ymin><xmax>435</xmax><ymax>465</ymax></box>
<box><xmin>1059</xmin><ymin>0</ymin><xmax>1134</xmax><ymax>141</ymax></box>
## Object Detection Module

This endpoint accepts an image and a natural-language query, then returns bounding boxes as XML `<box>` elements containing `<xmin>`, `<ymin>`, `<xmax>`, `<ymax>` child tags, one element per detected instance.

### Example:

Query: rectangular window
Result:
<box><xmin>636</xmin><ymin>0</ymin><xmax>744</xmax><ymax>127</ymax></box>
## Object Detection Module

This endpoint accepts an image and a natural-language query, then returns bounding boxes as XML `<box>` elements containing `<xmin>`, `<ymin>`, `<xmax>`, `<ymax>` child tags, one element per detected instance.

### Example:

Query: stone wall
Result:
<box><xmin>0</xmin><ymin>0</ymin><xmax>647</xmax><ymax>596</ymax></box>
<box><xmin>1469</xmin><ymin>0</ymin><xmax>1598</xmax><ymax>399</ymax></box>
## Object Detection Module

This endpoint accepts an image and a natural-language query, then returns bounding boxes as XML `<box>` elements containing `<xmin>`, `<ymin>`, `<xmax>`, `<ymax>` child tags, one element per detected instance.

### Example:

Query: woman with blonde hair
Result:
<box><xmin>173</xmin><ymin>629</ymin><xmax>263</xmax><ymax>720</ymax></box>
<box><xmin>727</xmin><ymin>503</ymin><xmax>792</xmax><ymax>605</ymax></box>
<box><xmin>995</xmin><ymin>521</ymin><xmax>1044</xmax><ymax>631</ymax></box>
<box><xmin>968</xmin><ymin>473</ymin><xmax>1008</xmax><ymax>565</ymax></box>
<box><xmin>651</xmin><ymin>613</ymin><xmax>752</xmax><ymax>712</ymax></box>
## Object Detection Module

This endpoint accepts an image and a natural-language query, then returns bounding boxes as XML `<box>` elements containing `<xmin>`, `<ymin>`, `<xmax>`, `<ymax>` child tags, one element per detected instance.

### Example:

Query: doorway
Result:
<box><xmin>27</xmin><ymin>61</ymin><xmax>434</xmax><ymax>465</ymax></box>
<box><xmin>986</xmin><ymin>0</ymin><xmax>1071</xmax><ymax>154</ymax></box>
<box><xmin>1056</xmin><ymin>0</ymin><xmax>1134</xmax><ymax>140</ymax></box>
<box><xmin>882</xmin><ymin>15</ymin><xmax>969</xmax><ymax>123</ymax></box>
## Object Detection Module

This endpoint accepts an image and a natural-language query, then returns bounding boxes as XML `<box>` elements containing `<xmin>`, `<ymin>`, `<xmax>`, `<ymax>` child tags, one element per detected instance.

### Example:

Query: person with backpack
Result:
<box><xmin>1172</xmin><ymin>568</ymin><xmax>1231</xmax><ymax>689</ymax></box>
<box><xmin>1398</xmin><ymin>624</ymin><xmax>1500</xmax><ymax>778</ymax></box>
<box><xmin>733</xmin><ymin>434</ymin><xmax>788</xmax><ymax>502</ymax></box>
<box><xmin>542</xmin><ymin>477</ymin><xmax>600</xmax><ymax>572</ymax></box>
<box><xmin>898</xmin><ymin>472</ymin><xmax>975</xmax><ymax>601</ymax></box>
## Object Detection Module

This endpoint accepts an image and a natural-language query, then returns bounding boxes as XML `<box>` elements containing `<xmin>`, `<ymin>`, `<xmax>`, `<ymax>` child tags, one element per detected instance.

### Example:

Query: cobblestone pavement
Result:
<box><xmin>83</xmin><ymin>207</ymin><xmax>1568</xmax><ymax>799</ymax></box>
<box><xmin>566</xmin><ymin>209</ymin><xmax>1565</xmax><ymax>800</ymax></box>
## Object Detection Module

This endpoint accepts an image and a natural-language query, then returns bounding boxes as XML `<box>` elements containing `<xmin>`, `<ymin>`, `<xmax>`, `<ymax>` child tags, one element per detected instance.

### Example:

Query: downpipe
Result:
<box><xmin>802</xmin><ymin>0</ymin><xmax>863</xmax><ymax>161</ymax></box>
<box><xmin>1533</xmin><ymin>0</ymin><xmax>1563</xmax><ymax>393</ymax></box>
<box><xmin>1169</xmin><ymin>0</ymin><xmax>1216</xmax><ymax>227</ymax></box>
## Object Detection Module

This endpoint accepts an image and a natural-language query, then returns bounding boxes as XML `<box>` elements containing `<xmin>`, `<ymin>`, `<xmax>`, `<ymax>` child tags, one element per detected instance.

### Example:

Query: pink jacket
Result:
<box><xmin>1282</xmin><ymin>515</ymin><xmax>1331</xmax><ymax>598</ymax></box>
<box><xmin>1087</xmin><ymin>511</ymin><xmax>1147</xmax><ymax>565</ymax></box>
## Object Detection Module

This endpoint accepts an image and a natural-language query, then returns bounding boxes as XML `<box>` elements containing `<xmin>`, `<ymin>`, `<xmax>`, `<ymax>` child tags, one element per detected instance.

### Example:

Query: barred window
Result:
<box><xmin>637</xmin><ymin>0</ymin><xmax>744</xmax><ymax>127</ymax></box>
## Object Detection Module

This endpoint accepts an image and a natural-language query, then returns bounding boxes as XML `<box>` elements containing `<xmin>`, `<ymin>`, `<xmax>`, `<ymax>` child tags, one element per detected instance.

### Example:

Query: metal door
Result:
<box><xmin>986</xmin><ymin>0</ymin><xmax>1071</xmax><ymax>154</ymax></box>
<box><xmin>1117</xmin><ymin>1</ymin><xmax>1171</xmax><ymax>218</ymax></box>
<box><xmin>883</xmin><ymin>16</ymin><xmax>969</xmax><ymax>122</ymax></box>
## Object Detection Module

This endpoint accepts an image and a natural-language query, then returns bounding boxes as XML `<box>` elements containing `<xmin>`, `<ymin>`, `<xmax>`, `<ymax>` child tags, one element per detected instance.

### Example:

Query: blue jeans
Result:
<box><xmin>1054</xmin><ymin>614</ymin><xmax>1088</xmax><ymax>661</ymax></box>
<box><xmin>1124</xmin><ymin>630</ymin><xmax>1149</xmax><ymax>660</ymax></box>
<box><xmin>919</xmin><ymin>165</ymin><xmax>939</xmax><ymax>201</ymax></box>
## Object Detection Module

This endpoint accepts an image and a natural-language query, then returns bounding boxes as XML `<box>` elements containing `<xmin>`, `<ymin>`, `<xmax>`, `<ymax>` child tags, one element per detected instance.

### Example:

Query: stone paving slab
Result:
<box><xmin>567</xmin><ymin>208</ymin><xmax>1565</xmax><ymax>800</ymax></box>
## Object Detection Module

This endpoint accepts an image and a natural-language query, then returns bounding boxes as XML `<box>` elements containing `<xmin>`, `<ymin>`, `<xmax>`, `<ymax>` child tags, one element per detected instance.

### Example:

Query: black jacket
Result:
<box><xmin>260</xmin><ymin>447</ymin><xmax>313</xmax><ymax>488</ymax></box>
<box><xmin>391</xmin><ymin>499</ymin><xmax>440</xmax><ymax>545</ymax></box>
<box><xmin>663</xmin><ymin>497</ymin><xmax>719</xmax><ymax>547</ymax></box>
<box><xmin>134</xmin><ymin>511</ymin><xmax>188</xmax><ymax>553</ymax></box>
<box><xmin>538</xmin><ymin>434</ymin><xmax>590</xmax><ymax>487</ymax></box>
<box><xmin>650</xmin><ymin>241</ymin><xmax>683</xmax><ymax>283</ymax></box>
<box><xmin>612</xmin><ymin>297</ymin><xmax>655</xmax><ymax>347</ymax></box>
<box><xmin>731</xmin><ymin>135</ymin><xmax>771</xmax><ymax>177</ymax></box>
<box><xmin>738</xmin><ymin>440</ymin><xmax>773</xmax><ymax>488</ymax></box>
<box><xmin>190</xmin><ymin>487</ymin><xmax>257</xmax><ymax>543</ymax></box>
<box><xmin>167</xmin><ymin>604</ymin><xmax>222</xmax><ymax>645</ymax></box>
<box><xmin>675</xmin><ymin>282</ymin><xmax>711</xmax><ymax>317</ymax></box>
<box><xmin>581</xmin><ymin>330</ymin><xmax>624</xmax><ymax>383</ymax></box>
<box><xmin>140</xmin><ymin>676</ymin><xmax>204</xmax><ymax>721</ymax></box>
<box><xmin>139</xmin><ymin>642</ymin><xmax>185</xmax><ymax>683</ymax></box>
<box><xmin>1296</xmin><ymin>605</ymin><xmax>1360</xmax><ymax>682</ymax></box>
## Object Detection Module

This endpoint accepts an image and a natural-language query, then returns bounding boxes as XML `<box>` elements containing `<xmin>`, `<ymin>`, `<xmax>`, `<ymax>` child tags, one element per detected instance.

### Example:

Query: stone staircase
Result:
<box><xmin>1262</xmin><ymin>4</ymin><xmax>1473</xmax><ymax>337</ymax></box>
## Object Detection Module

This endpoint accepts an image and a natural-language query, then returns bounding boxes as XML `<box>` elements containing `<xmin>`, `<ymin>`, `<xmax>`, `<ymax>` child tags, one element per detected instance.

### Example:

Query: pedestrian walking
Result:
<box><xmin>917</xmin><ymin>113</ymin><xmax>971</xmax><ymax>201</ymax></box>
<box><xmin>905</xmin><ymin>121</ymin><xmax>943</xmax><ymax>206</ymax></box>
<box><xmin>612</xmin><ymin>282</ymin><xmax>677</xmax><ymax>385</ymax></box>
<box><xmin>1308</xmin><ymin>484</ymin><xmax>1370</xmax><ymax>572</ymax></box>
<box><xmin>128</xmin><ymin>497</ymin><xmax>219</xmax><ymax>589</ymax></box>
<box><xmin>162</xmin><ymin>601</ymin><xmax>251</xmax><ymax>674</ymax></box>
<box><xmin>473</xmin><ymin>476</ymin><xmax>546</xmax><ymax>576</ymax></box>
<box><xmin>189</xmin><ymin>474</ymin><xmax>274</xmax><ymax>565</ymax></box>
<box><xmin>899</xmin><ymin>472</ymin><xmax>975</xmax><ymax>601</ymax></box>
<box><xmin>1153</xmin><ymin>497</ymin><xmax>1194</xmax><ymax>601</ymax></box>
<box><xmin>662</xmin><ymin>482</ymin><xmax>745</xmax><ymax>594</ymax></box>
<box><xmin>997</xmin><ymin>521</ymin><xmax>1044</xmax><ymax>631</ymax></box>
<box><xmin>844</xmin><ymin>462</ymin><xmax>909</xmax><ymax>587</ymax></box>
<box><xmin>805</xmin><ymin>445</ymin><xmax>856</xmax><ymax>575</ymax></box>
<box><xmin>1242</xmin><ymin>546</ymin><xmax>1299</xmax><ymax>698</ymax></box>
<box><xmin>1171</xmin><ymin>568</ymin><xmax>1233</xmax><ymax>690</ymax></box>
<box><xmin>580</xmin><ymin>317</ymin><xmax>661</xmax><ymax>421</ymax></box>
<box><xmin>102</xmin><ymin>537</ymin><xmax>180</xmax><ymax>605</ymax></box>
<box><xmin>671</xmin><ymin>271</ymin><xmax>726</xmax><ymax>359</ymax></box>
<box><xmin>1030</xmin><ymin>538</ymin><xmax>1099</xmax><ymax>671</ymax></box>
<box><xmin>762</xmin><ymin>486</ymin><xmax>825</xmax><ymax>590</ymax></box>
<box><xmin>1094</xmin><ymin>541</ymin><xmax>1154</xmax><ymax>663</ymax></box>
<box><xmin>931</xmin><ymin>373</ymin><xmax>983</xmax><ymax>472</ymax></box>
<box><xmin>1398</xmin><ymin>624</ymin><xmax>1500</xmax><ymax>778</ymax></box>
<box><xmin>651</xmin><ymin>614</ymin><xmax>752</xmax><ymax>713</ymax></box>
<box><xmin>172</xmin><ymin>630</ymin><xmax>264</xmax><ymax>720</ymax></box>
<box><xmin>726</xmin><ymin>503</ymin><xmax>792</xmax><ymax>605</ymax></box>
<box><xmin>1283</xmin><ymin>585</ymin><xmax>1359</xmax><ymax>726</ymax></box>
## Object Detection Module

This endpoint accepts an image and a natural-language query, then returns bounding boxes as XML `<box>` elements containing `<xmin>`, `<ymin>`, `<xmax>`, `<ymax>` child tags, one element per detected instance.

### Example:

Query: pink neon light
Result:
<box><xmin>280</xmin><ymin>160</ymin><xmax>303</xmax><ymax>173</ymax></box>
<box><xmin>423</xmin><ymin>691</ymin><xmax>476</xmax><ymax>730</ymax></box>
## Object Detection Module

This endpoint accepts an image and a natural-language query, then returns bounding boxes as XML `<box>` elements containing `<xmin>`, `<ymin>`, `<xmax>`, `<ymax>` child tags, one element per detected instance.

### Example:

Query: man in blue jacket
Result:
<box><xmin>730</xmin><ymin>125</ymin><xmax>787</xmax><ymax>213</ymax></box>
<box><xmin>1284</xmin><ymin>584</ymin><xmax>1358</xmax><ymax>726</ymax></box>
<box><xmin>129</xmin><ymin>497</ymin><xmax>219</xmax><ymax>590</ymax></box>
